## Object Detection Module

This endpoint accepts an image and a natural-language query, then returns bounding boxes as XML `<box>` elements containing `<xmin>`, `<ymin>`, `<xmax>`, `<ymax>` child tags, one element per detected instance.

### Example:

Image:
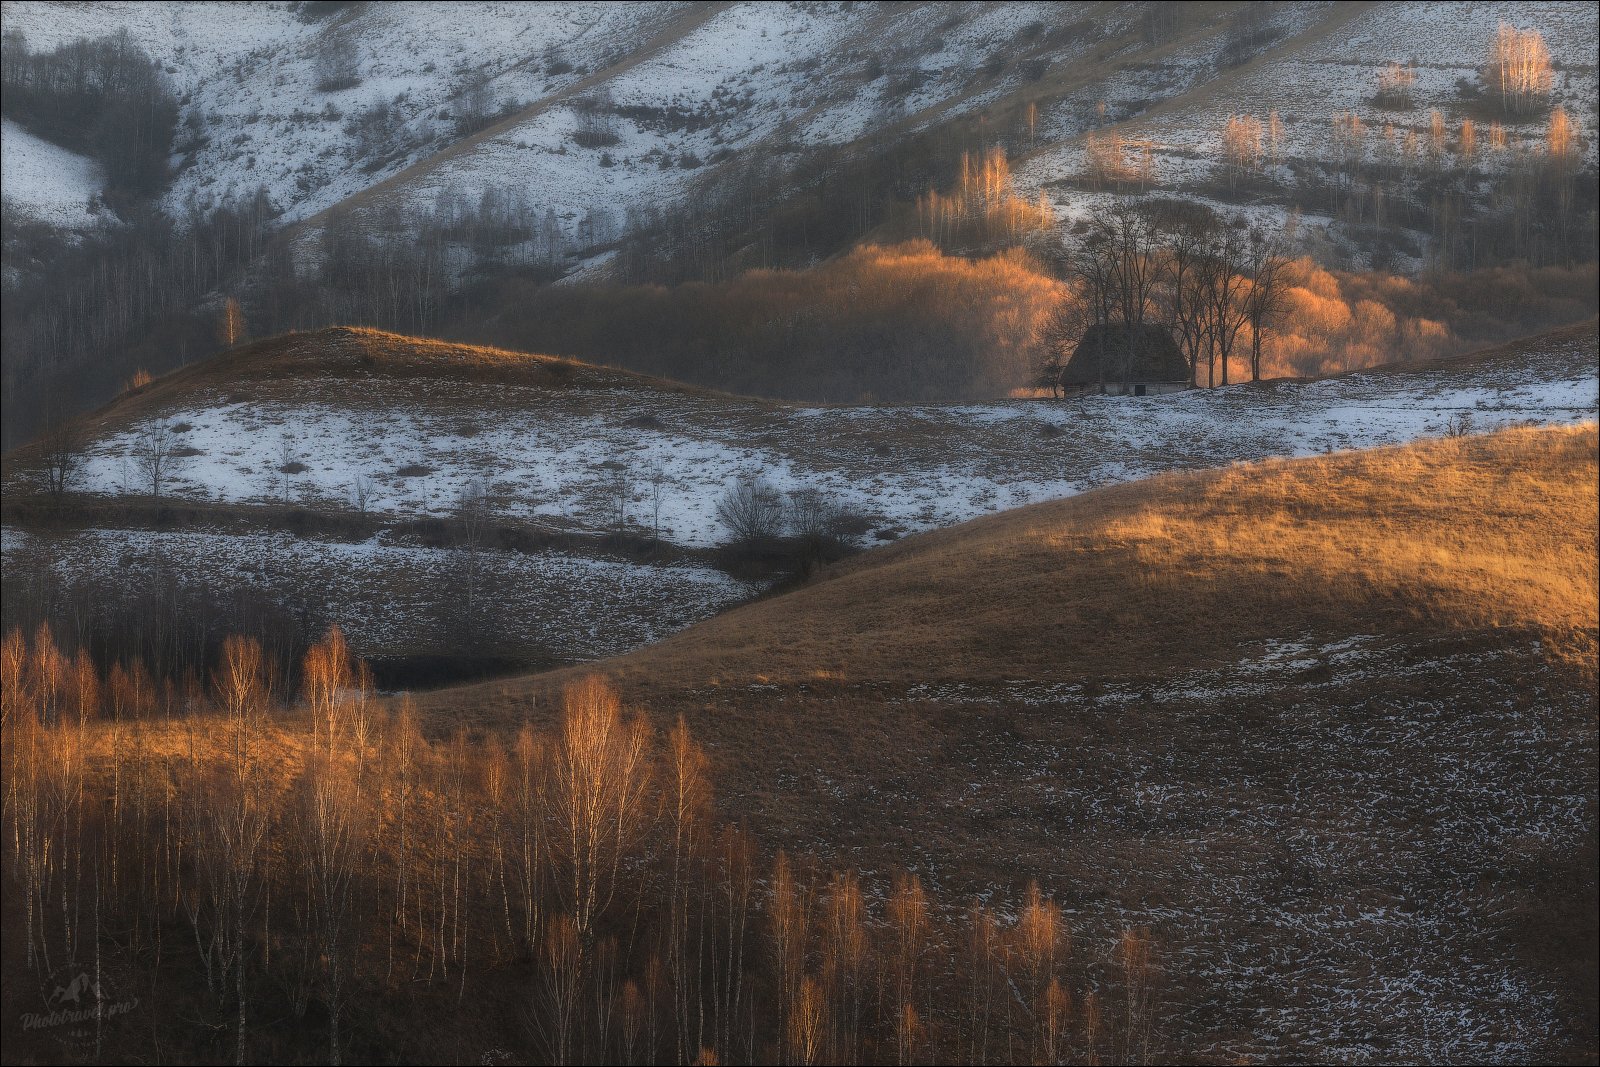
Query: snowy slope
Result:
<box><xmin>1</xmin><ymin>0</ymin><xmax>686</xmax><ymax>224</ymax></box>
<box><xmin>3</xmin><ymin>1</ymin><xmax>1593</xmax><ymax>259</ymax></box>
<box><xmin>49</xmin><ymin>328</ymin><xmax>1597</xmax><ymax>548</ymax></box>
<box><xmin>1015</xmin><ymin>1</ymin><xmax>1600</xmax><ymax>248</ymax></box>
<box><xmin>0</xmin><ymin>118</ymin><xmax>105</xmax><ymax>229</ymax></box>
<box><xmin>0</xmin><ymin>1</ymin><xmax>1141</xmax><ymax>244</ymax></box>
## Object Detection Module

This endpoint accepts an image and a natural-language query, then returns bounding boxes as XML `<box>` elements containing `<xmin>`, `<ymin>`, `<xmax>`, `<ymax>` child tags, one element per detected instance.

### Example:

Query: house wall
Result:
<box><xmin>1095</xmin><ymin>382</ymin><xmax>1192</xmax><ymax>396</ymax></box>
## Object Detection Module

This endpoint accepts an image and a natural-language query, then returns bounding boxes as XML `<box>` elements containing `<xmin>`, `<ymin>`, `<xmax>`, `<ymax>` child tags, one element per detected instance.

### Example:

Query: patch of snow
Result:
<box><xmin>1</xmin><ymin>118</ymin><xmax>106</xmax><ymax>229</ymax></box>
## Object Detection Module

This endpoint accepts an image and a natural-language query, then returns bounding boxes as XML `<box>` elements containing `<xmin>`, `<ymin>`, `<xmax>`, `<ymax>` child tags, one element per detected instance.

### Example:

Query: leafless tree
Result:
<box><xmin>1221</xmin><ymin>114</ymin><xmax>1264</xmax><ymax>189</ymax></box>
<box><xmin>313</xmin><ymin>30</ymin><xmax>361</xmax><ymax>92</ymax></box>
<box><xmin>1151</xmin><ymin>201</ymin><xmax>1219</xmax><ymax>386</ymax></box>
<box><xmin>601</xmin><ymin>460</ymin><xmax>630</xmax><ymax>536</ymax></box>
<box><xmin>647</xmin><ymin>459</ymin><xmax>668</xmax><ymax>544</ymax></box>
<box><xmin>297</xmin><ymin>754</ymin><xmax>368</xmax><ymax>1066</ymax></box>
<box><xmin>542</xmin><ymin>677</ymin><xmax>654</xmax><ymax>938</ymax></box>
<box><xmin>1198</xmin><ymin>220</ymin><xmax>1254</xmax><ymax>387</ymax></box>
<box><xmin>1035</xmin><ymin>290</ymin><xmax>1091</xmax><ymax>396</ymax></box>
<box><xmin>1243</xmin><ymin>226</ymin><xmax>1293</xmax><ymax>382</ymax></box>
<box><xmin>1488</xmin><ymin>23</ymin><xmax>1552</xmax><ymax>115</ymax></box>
<box><xmin>40</xmin><ymin>419</ymin><xmax>83</xmax><ymax>500</ymax></box>
<box><xmin>133</xmin><ymin>420</ymin><xmax>180</xmax><ymax>500</ymax></box>
<box><xmin>572</xmin><ymin>88</ymin><xmax>619</xmax><ymax>147</ymax></box>
<box><xmin>786</xmin><ymin>487</ymin><xmax>839</xmax><ymax>544</ymax></box>
<box><xmin>350</xmin><ymin>473</ymin><xmax>375</xmax><ymax>516</ymax></box>
<box><xmin>455</xmin><ymin>473</ymin><xmax>492</xmax><ymax>622</ymax></box>
<box><xmin>218</xmin><ymin>297</ymin><xmax>246</xmax><ymax>348</ymax></box>
<box><xmin>1075</xmin><ymin>203</ymin><xmax>1165</xmax><ymax>390</ymax></box>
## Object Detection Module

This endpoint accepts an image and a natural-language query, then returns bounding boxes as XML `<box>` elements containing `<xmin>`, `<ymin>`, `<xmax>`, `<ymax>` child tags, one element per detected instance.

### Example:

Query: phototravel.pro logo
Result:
<box><xmin>21</xmin><ymin>963</ymin><xmax>140</xmax><ymax>1052</ymax></box>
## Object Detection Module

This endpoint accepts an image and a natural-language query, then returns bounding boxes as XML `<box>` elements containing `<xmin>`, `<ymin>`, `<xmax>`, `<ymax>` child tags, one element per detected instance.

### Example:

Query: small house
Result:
<box><xmin>1059</xmin><ymin>323</ymin><xmax>1190</xmax><ymax>396</ymax></box>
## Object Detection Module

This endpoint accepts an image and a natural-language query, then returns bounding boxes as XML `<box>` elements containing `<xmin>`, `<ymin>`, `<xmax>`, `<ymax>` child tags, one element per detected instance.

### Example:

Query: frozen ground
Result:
<box><xmin>714</xmin><ymin>631</ymin><xmax>1596</xmax><ymax>1063</ymax></box>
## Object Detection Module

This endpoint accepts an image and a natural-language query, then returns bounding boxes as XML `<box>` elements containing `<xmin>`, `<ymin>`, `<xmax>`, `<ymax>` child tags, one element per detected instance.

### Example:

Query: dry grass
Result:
<box><xmin>456</xmin><ymin>423</ymin><xmax>1595</xmax><ymax>700</ymax></box>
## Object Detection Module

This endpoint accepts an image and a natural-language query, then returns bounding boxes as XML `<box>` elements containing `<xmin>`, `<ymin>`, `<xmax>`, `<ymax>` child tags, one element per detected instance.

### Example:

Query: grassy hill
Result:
<box><xmin>449</xmin><ymin>422</ymin><xmax>1597</xmax><ymax>697</ymax></box>
<box><xmin>422</xmin><ymin>422</ymin><xmax>1599</xmax><ymax>1062</ymax></box>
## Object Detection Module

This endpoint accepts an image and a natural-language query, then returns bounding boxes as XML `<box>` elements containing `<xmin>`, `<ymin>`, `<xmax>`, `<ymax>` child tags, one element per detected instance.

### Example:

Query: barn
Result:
<box><xmin>1059</xmin><ymin>323</ymin><xmax>1191</xmax><ymax>396</ymax></box>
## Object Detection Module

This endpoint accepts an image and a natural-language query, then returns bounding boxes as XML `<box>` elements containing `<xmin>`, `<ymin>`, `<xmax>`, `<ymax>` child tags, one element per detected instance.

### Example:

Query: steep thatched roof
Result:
<box><xmin>1061</xmin><ymin>323</ymin><xmax>1189</xmax><ymax>386</ymax></box>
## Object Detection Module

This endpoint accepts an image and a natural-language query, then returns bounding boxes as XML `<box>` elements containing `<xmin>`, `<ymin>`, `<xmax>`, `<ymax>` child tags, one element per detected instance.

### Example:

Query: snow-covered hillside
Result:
<box><xmin>53</xmin><ymin>327</ymin><xmax>1600</xmax><ymax>548</ymax></box>
<box><xmin>3</xmin><ymin>322</ymin><xmax>1594</xmax><ymax>665</ymax></box>
<box><xmin>0</xmin><ymin>117</ymin><xmax>105</xmax><ymax>229</ymax></box>
<box><xmin>6</xmin><ymin>1</ymin><xmax>1591</xmax><ymax>269</ymax></box>
<box><xmin>1</xmin><ymin>0</ymin><xmax>1110</xmax><ymax>242</ymax></box>
<box><xmin>1016</xmin><ymin>1</ymin><xmax>1600</xmax><ymax>263</ymax></box>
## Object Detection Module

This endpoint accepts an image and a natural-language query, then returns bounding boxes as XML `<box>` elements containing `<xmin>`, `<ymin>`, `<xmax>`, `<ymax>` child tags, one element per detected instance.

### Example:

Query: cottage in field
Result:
<box><xmin>1060</xmin><ymin>323</ymin><xmax>1190</xmax><ymax>396</ymax></box>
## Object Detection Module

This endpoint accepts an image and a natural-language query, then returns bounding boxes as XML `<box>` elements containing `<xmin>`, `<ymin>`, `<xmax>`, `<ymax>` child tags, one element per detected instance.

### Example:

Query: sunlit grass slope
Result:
<box><xmin>548</xmin><ymin>423</ymin><xmax>1598</xmax><ymax>692</ymax></box>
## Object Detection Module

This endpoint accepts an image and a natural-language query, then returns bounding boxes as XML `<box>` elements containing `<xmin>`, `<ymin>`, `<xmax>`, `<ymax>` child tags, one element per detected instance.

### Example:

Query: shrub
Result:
<box><xmin>716</xmin><ymin>475</ymin><xmax>785</xmax><ymax>544</ymax></box>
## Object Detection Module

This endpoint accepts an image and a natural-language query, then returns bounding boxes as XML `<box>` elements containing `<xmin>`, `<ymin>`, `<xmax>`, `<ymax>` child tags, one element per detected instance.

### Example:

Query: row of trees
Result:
<box><xmin>1</xmin><ymin>186</ymin><xmax>280</xmax><ymax>448</ymax></box>
<box><xmin>3</xmin><ymin>623</ymin><xmax>1166</xmax><ymax>1065</ymax></box>
<box><xmin>0</xmin><ymin>179</ymin><xmax>601</xmax><ymax>448</ymax></box>
<box><xmin>470</xmin><ymin>240</ymin><xmax>1064</xmax><ymax>403</ymax></box>
<box><xmin>1040</xmin><ymin>203</ymin><xmax>1291</xmax><ymax>391</ymax></box>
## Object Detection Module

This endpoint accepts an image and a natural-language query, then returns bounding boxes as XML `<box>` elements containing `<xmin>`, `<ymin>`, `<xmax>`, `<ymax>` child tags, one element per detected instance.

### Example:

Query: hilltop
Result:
<box><xmin>523</xmin><ymin>423</ymin><xmax>1600</xmax><ymax>691</ymax></box>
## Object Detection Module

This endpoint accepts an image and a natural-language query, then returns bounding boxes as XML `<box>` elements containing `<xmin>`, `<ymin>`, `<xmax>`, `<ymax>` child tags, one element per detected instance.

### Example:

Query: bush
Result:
<box><xmin>785</xmin><ymin>487</ymin><xmax>840</xmax><ymax>542</ymax></box>
<box><xmin>312</xmin><ymin>32</ymin><xmax>361</xmax><ymax>92</ymax></box>
<box><xmin>716</xmin><ymin>475</ymin><xmax>785</xmax><ymax>544</ymax></box>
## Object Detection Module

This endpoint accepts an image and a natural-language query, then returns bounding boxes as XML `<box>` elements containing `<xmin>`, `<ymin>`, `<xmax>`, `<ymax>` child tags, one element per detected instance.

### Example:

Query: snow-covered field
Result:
<box><xmin>0</xmin><ymin>118</ymin><xmax>105</xmax><ymax>229</ymax></box>
<box><xmin>62</xmin><ymin>333</ymin><xmax>1599</xmax><ymax>547</ymax></box>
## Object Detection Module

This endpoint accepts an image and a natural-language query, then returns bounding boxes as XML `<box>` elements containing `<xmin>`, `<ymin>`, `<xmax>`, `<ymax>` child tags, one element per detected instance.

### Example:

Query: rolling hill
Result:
<box><xmin>2</xmin><ymin>321</ymin><xmax>1595</xmax><ymax>672</ymax></box>
<box><xmin>421</xmin><ymin>421</ymin><xmax>1600</xmax><ymax>1063</ymax></box>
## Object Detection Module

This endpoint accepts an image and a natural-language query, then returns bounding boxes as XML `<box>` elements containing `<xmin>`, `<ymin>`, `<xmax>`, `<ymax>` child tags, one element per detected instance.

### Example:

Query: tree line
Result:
<box><xmin>3</xmin><ymin>623</ymin><xmax>1166</xmax><ymax>1064</ymax></box>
